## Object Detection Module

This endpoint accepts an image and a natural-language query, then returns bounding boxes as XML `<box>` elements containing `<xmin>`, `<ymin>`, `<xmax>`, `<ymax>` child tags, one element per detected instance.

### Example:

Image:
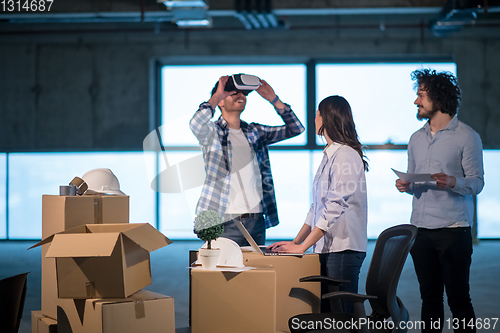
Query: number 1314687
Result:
<box><xmin>1</xmin><ymin>0</ymin><xmax>54</xmax><ymax>12</ymax></box>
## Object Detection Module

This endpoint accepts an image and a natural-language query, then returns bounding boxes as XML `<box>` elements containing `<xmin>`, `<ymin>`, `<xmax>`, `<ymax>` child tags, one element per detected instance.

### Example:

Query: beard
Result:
<box><xmin>416</xmin><ymin>107</ymin><xmax>438</xmax><ymax>120</ymax></box>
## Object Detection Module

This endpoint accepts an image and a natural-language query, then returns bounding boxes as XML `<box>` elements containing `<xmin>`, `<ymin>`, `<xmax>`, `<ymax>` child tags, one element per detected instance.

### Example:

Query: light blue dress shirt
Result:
<box><xmin>305</xmin><ymin>143</ymin><xmax>368</xmax><ymax>253</ymax></box>
<box><xmin>407</xmin><ymin>116</ymin><xmax>484</xmax><ymax>228</ymax></box>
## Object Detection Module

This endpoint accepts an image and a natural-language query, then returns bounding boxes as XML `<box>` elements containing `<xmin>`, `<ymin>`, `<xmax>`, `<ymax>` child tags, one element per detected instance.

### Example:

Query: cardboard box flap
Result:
<box><xmin>82</xmin><ymin>223</ymin><xmax>172</xmax><ymax>252</ymax></box>
<box><xmin>84</xmin><ymin>223</ymin><xmax>140</xmax><ymax>233</ymax></box>
<box><xmin>29</xmin><ymin>234</ymin><xmax>56</xmax><ymax>250</ymax></box>
<box><xmin>29</xmin><ymin>225</ymin><xmax>90</xmax><ymax>250</ymax></box>
<box><xmin>120</xmin><ymin>223</ymin><xmax>172</xmax><ymax>252</ymax></box>
<box><xmin>45</xmin><ymin>233</ymin><xmax>120</xmax><ymax>258</ymax></box>
<box><xmin>90</xmin><ymin>290</ymin><xmax>171</xmax><ymax>306</ymax></box>
<box><xmin>128</xmin><ymin>290</ymin><xmax>171</xmax><ymax>301</ymax></box>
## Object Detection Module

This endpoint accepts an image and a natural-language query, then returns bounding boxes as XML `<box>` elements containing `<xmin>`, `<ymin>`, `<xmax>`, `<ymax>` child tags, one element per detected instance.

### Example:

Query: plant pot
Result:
<box><xmin>198</xmin><ymin>248</ymin><xmax>220</xmax><ymax>270</ymax></box>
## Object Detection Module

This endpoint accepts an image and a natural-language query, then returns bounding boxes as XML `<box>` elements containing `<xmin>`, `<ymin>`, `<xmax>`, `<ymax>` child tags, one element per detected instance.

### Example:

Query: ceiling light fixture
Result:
<box><xmin>159</xmin><ymin>0</ymin><xmax>212</xmax><ymax>28</ymax></box>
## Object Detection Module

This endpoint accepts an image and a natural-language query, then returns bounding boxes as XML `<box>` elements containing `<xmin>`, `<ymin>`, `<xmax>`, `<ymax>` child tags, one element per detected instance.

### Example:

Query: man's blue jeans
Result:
<box><xmin>220</xmin><ymin>214</ymin><xmax>265</xmax><ymax>246</ymax></box>
<box><xmin>319</xmin><ymin>250</ymin><xmax>366</xmax><ymax>315</ymax></box>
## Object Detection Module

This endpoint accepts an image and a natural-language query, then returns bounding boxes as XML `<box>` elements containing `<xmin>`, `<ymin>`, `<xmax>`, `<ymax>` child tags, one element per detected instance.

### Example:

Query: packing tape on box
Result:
<box><xmin>60</xmin><ymin>185</ymin><xmax>77</xmax><ymax>196</ymax></box>
<box><xmin>135</xmin><ymin>300</ymin><xmax>146</xmax><ymax>319</ymax></box>
<box><xmin>94</xmin><ymin>198</ymin><xmax>103</xmax><ymax>224</ymax></box>
<box><xmin>71</xmin><ymin>176</ymin><xmax>105</xmax><ymax>224</ymax></box>
<box><xmin>86</xmin><ymin>282</ymin><xmax>96</xmax><ymax>298</ymax></box>
<box><xmin>70</xmin><ymin>177</ymin><xmax>89</xmax><ymax>195</ymax></box>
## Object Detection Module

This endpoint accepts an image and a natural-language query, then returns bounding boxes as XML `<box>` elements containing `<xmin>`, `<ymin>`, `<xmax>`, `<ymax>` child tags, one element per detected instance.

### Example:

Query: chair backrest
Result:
<box><xmin>0</xmin><ymin>272</ymin><xmax>30</xmax><ymax>333</ymax></box>
<box><xmin>365</xmin><ymin>225</ymin><xmax>417</xmax><ymax>318</ymax></box>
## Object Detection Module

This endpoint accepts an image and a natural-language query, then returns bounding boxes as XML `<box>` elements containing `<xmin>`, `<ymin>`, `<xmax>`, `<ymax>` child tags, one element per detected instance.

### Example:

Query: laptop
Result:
<box><xmin>234</xmin><ymin>219</ymin><xmax>304</xmax><ymax>257</ymax></box>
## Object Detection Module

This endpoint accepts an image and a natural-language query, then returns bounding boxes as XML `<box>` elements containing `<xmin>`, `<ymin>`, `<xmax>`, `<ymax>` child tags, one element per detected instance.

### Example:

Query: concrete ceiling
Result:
<box><xmin>1</xmin><ymin>0</ymin><xmax>499</xmax><ymax>35</ymax></box>
<box><xmin>2</xmin><ymin>0</ymin><xmax>450</xmax><ymax>13</ymax></box>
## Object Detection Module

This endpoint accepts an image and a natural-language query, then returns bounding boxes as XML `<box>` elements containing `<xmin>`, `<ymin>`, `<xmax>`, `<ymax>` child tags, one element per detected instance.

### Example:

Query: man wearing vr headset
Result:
<box><xmin>190</xmin><ymin>75</ymin><xmax>305</xmax><ymax>246</ymax></box>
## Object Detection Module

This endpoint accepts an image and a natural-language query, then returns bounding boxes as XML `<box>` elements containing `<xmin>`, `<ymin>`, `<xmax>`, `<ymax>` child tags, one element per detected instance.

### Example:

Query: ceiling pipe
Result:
<box><xmin>0</xmin><ymin>22</ymin><xmax>444</xmax><ymax>35</ymax></box>
<box><xmin>140</xmin><ymin>0</ymin><xmax>146</xmax><ymax>22</ymax></box>
<box><xmin>0</xmin><ymin>7</ymin><xmax>462</xmax><ymax>24</ymax></box>
<box><xmin>234</xmin><ymin>0</ymin><xmax>281</xmax><ymax>30</ymax></box>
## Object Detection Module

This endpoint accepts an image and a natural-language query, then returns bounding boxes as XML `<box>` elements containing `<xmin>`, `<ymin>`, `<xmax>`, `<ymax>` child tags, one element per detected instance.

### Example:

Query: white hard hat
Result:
<box><xmin>81</xmin><ymin>168</ymin><xmax>126</xmax><ymax>196</ymax></box>
<box><xmin>199</xmin><ymin>237</ymin><xmax>244</xmax><ymax>268</ymax></box>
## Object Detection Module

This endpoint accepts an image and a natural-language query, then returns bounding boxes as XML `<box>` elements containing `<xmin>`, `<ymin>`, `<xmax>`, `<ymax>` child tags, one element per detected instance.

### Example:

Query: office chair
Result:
<box><xmin>289</xmin><ymin>224</ymin><xmax>417</xmax><ymax>333</ymax></box>
<box><xmin>0</xmin><ymin>272</ymin><xmax>30</xmax><ymax>333</ymax></box>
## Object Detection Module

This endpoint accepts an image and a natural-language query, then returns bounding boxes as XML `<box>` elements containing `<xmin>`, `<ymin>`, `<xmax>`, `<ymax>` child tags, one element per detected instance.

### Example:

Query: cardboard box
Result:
<box><xmin>242</xmin><ymin>252</ymin><xmax>321</xmax><ymax>332</ymax></box>
<box><xmin>56</xmin><ymin>290</ymin><xmax>175</xmax><ymax>333</ymax></box>
<box><xmin>42</xmin><ymin>195</ymin><xmax>130</xmax><ymax>238</ymax></box>
<box><xmin>42</xmin><ymin>247</ymin><xmax>88</xmax><ymax>320</ymax></box>
<box><xmin>191</xmin><ymin>268</ymin><xmax>276</xmax><ymax>333</ymax></box>
<box><xmin>41</xmin><ymin>244</ymin><xmax>59</xmax><ymax>320</ymax></box>
<box><xmin>41</xmin><ymin>194</ymin><xmax>129</xmax><ymax>318</ymax></box>
<box><xmin>33</xmin><ymin>223</ymin><xmax>172</xmax><ymax>299</ymax></box>
<box><xmin>32</xmin><ymin>311</ymin><xmax>57</xmax><ymax>333</ymax></box>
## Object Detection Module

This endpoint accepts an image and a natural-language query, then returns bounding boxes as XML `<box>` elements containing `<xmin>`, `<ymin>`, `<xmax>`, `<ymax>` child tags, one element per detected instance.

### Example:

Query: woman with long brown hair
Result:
<box><xmin>268</xmin><ymin>95</ymin><xmax>368</xmax><ymax>314</ymax></box>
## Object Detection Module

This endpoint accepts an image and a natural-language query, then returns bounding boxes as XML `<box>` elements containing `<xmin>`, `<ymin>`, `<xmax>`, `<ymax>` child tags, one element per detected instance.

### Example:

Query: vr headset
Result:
<box><xmin>224</xmin><ymin>74</ymin><xmax>260</xmax><ymax>96</ymax></box>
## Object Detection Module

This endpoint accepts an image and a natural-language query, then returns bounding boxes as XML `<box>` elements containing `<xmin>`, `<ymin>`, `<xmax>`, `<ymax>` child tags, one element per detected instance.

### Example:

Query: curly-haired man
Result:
<box><xmin>396</xmin><ymin>69</ymin><xmax>484</xmax><ymax>332</ymax></box>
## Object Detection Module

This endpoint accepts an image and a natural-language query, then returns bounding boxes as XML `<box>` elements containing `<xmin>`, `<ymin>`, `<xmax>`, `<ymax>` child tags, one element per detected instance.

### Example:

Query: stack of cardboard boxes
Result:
<box><xmin>31</xmin><ymin>194</ymin><xmax>176</xmax><ymax>333</ymax></box>
<box><xmin>190</xmin><ymin>251</ymin><xmax>322</xmax><ymax>333</ymax></box>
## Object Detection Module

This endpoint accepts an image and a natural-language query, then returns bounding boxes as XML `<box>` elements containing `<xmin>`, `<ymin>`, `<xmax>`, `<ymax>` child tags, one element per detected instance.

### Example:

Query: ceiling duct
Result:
<box><xmin>234</xmin><ymin>0</ymin><xmax>281</xmax><ymax>30</ymax></box>
<box><xmin>431</xmin><ymin>0</ymin><xmax>499</xmax><ymax>37</ymax></box>
<box><xmin>160</xmin><ymin>0</ymin><xmax>212</xmax><ymax>27</ymax></box>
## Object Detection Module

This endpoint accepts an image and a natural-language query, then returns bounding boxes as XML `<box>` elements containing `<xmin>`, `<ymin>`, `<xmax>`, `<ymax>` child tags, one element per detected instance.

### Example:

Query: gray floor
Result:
<box><xmin>2</xmin><ymin>239</ymin><xmax>499</xmax><ymax>333</ymax></box>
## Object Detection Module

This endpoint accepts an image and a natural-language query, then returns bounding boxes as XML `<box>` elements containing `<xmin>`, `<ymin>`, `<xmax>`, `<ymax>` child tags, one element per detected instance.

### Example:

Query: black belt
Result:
<box><xmin>225</xmin><ymin>213</ymin><xmax>263</xmax><ymax>220</ymax></box>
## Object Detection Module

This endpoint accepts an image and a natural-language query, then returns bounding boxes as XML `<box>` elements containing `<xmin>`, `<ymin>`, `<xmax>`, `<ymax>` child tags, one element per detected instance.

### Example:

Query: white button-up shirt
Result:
<box><xmin>305</xmin><ymin>142</ymin><xmax>368</xmax><ymax>253</ymax></box>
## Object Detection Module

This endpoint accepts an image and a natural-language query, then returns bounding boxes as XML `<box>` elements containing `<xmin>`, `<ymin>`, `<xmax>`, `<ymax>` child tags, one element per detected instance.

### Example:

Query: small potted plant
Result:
<box><xmin>193</xmin><ymin>210</ymin><xmax>224</xmax><ymax>270</ymax></box>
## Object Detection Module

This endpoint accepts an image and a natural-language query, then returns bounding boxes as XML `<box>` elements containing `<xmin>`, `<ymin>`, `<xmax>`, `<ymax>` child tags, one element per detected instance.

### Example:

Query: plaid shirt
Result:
<box><xmin>189</xmin><ymin>102</ymin><xmax>305</xmax><ymax>228</ymax></box>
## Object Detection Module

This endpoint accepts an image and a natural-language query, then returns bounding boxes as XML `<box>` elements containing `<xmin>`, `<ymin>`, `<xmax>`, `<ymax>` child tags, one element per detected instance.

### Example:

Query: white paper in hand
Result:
<box><xmin>392</xmin><ymin>168</ymin><xmax>434</xmax><ymax>183</ymax></box>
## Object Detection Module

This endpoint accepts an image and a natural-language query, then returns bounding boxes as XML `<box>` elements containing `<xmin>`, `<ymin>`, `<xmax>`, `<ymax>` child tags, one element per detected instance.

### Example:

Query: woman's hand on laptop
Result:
<box><xmin>267</xmin><ymin>241</ymin><xmax>304</xmax><ymax>254</ymax></box>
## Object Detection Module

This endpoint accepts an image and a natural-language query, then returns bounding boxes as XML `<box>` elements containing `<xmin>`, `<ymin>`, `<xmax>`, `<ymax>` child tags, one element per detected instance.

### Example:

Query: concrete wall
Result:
<box><xmin>1</xmin><ymin>24</ymin><xmax>499</xmax><ymax>150</ymax></box>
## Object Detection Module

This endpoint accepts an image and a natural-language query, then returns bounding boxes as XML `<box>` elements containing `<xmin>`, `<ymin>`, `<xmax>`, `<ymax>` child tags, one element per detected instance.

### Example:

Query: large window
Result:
<box><xmin>315</xmin><ymin>62</ymin><xmax>457</xmax><ymax>238</ymax></box>
<box><xmin>316</xmin><ymin>63</ymin><xmax>457</xmax><ymax>145</ymax></box>
<box><xmin>161</xmin><ymin>64</ymin><xmax>307</xmax><ymax>147</ymax></box>
<box><xmin>158</xmin><ymin>150</ymin><xmax>312</xmax><ymax>240</ymax></box>
<box><xmin>363</xmin><ymin>150</ymin><xmax>413</xmax><ymax>238</ymax></box>
<box><xmin>158</xmin><ymin>63</ymin><xmax>308</xmax><ymax>239</ymax></box>
<box><xmin>158</xmin><ymin>151</ymin><xmax>203</xmax><ymax>239</ymax></box>
<box><xmin>7</xmin><ymin>152</ymin><xmax>156</xmax><ymax>239</ymax></box>
<box><xmin>154</xmin><ymin>61</ymin><xmax>500</xmax><ymax>241</ymax></box>
<box><xmin>310</xmin><ymin>149</ymin><xmax>413</xmax><ymax>238</ymax></box>
<box><xmin>2</xmin><ymin>60</ymin><xmax>498</xmax><ymax>240</ymax></box>
<box><xmin>266</xmin><ymin>151</ymin><xmax>311</xmax><ymax>239</ymax></box>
